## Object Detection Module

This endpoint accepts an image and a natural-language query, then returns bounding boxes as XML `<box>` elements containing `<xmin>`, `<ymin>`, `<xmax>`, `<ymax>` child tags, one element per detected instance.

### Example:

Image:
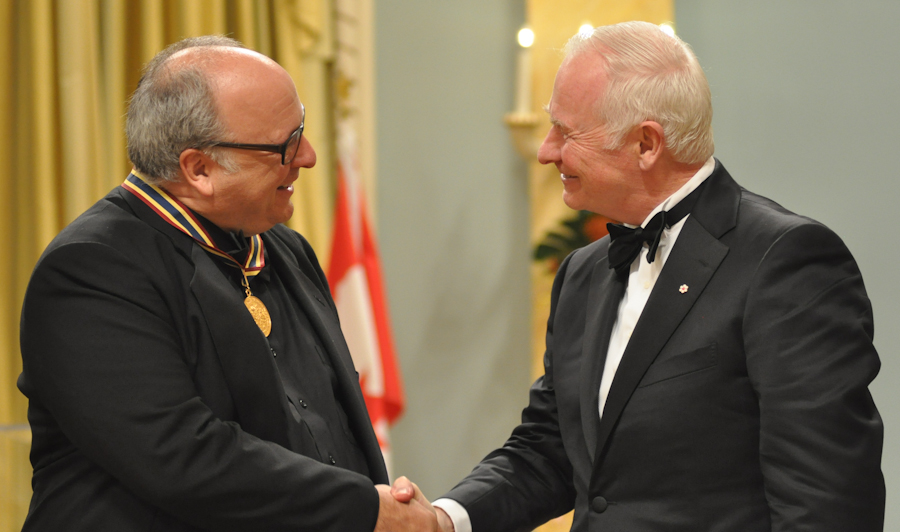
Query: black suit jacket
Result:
<box><xmin>442</xmin><ymin>161</ymin><xmax>884</xmax><ymax>531</ymax></box>
<box><xmin>17</xmin><ymin>185</ymin><xmax>388</xmax><ymax>531</ymax></box>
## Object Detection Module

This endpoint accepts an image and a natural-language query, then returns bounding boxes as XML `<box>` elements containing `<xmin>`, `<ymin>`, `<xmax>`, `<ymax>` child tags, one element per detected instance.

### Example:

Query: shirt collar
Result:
<box><xmin>637</xmin><ymin>156</ymin><xmax>716</xmax><ymax>228</ymax></box>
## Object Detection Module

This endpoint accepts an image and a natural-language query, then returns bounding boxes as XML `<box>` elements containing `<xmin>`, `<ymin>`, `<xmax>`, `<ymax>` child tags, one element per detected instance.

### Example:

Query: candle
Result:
<box><xmin>515</xmin><ymin>27</ymin><xmax>534</xmax><ymax>115</ymax></box>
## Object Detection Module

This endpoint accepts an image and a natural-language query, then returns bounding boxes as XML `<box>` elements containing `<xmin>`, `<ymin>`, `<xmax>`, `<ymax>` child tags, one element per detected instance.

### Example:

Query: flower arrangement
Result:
<box><xmin>533</xmin><ymin>211</ymin><xmax>615</xmax><ymax>273</ymax></box>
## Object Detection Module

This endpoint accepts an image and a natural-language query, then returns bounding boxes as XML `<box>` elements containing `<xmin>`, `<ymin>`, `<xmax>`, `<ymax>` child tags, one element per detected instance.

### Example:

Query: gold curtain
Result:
<box><xmin>0</xmin><ymin>1</ymin><xmax>337</xmax><ymax>529</ymax></box>
<box><xmin>524</xmin><ymin>1</ymin><xmax>673</xmax><ymax>531</ymax></box>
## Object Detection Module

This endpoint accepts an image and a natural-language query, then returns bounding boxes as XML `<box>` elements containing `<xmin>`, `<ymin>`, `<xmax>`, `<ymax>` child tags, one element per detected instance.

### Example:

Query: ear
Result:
<box><xmin>636</xmin><ymin>121</ymin><xmax>665</xmax><ymax>171</ymax></box>
<box><xmin>179</xmin><ymin>149</ymin><xmax>216</xmax><ymax>197</ymax></box>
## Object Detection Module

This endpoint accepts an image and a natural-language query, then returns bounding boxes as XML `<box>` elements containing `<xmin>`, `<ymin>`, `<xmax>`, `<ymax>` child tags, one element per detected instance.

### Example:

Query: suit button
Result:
<box><xmin>329</xmin><ymin>455</ymin><xmax>336</xmax><ymax>465</ymax></box>
<box><xmin>591</xmin><ymin>496</ymin><xmax>608</xmax><ymax>513</ymax></box>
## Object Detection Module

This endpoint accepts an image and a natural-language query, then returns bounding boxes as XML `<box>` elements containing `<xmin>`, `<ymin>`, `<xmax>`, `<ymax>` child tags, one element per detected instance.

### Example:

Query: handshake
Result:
<box><xmin>374</xmin><ymin>477</ymin><xmax>454</xmax><ymax>532</ymax></box>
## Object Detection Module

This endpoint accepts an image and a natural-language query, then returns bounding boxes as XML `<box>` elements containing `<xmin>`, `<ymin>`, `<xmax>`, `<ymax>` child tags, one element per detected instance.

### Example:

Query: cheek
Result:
<box><xmin>559</xmin><ymin>144</ymin><xmax>583</xmax><ymax>170</ymax></box>
<box><xmin>562</xmin><ymin>155</ymin><xmax>595</xmax><ymax>184</ymax></box>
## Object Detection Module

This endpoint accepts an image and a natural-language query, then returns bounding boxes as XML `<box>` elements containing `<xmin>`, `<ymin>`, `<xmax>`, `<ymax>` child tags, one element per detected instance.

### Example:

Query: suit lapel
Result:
<box><xmin>116</xmin><ymin>186</ymin><xmax>194</xmax><ymax>257</ymax></box>
<box><xmin>119</xmin><ymin>183</ymin><xmax>386</xmax><ymax>476</ymax></box>
<box><xmin>121</xmin><ymin>185</ymin><xmax>294</xmax><ymax>448</ymax></box>
<box><xmin>580</xmin><ymin>250</ymin><xmax>626</xmax><ymax>462</ymax></box>
<box><xmin>189</xmin><ymin>246</ymin><xmax>293</xmax><ymax>448</ymax></box>
<box><xmin>264</xmin><ymin>232</ymin><xmax>390</xmax><ymax>483</ymax></box>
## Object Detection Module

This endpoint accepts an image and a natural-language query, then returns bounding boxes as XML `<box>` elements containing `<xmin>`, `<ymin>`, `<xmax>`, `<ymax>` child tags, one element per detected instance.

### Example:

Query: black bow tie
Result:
<box><xmin>606</xmin><ymin>183</ymin><xmax>704</xmax><ymax>277</ymax></box>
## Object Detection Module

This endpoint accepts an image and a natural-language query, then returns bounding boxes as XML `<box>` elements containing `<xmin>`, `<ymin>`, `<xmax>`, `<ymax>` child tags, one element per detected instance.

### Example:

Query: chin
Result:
<box><xmin>562</xmin><ymin>192</ymin><xmax>585</xmax><ymax>212</ymax></box>
<box><xmin>272</xmin><ymin>210</ymin><xmax>294</xmax><ymax>228</ymax></box>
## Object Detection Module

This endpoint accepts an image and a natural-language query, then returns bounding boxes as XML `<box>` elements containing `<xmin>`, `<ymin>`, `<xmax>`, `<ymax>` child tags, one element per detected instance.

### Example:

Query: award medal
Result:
<box><xmin>122</xmin><ymin>171</ymin><xmax>272</xmax><ymax>336</ymax></box>
<box><xmin>243</xmin><ymin>289</ymin><xmax>272</xmax><ymax>337</ymax></box>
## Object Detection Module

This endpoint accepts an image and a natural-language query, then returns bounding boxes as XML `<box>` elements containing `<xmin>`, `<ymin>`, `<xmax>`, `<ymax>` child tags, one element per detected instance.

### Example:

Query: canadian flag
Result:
<box><xmin>327</xmin><ymin>134</ymin><xmax>405</xmax><ymax>471</ymax></box>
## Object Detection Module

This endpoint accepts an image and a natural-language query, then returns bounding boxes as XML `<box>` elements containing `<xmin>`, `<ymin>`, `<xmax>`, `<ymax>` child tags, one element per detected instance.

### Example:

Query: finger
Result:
<box><xmin>406</xmin><ymin>484</ymin><xmax>436</xmax><ymax>516</ymax></box>
<box><xmin>404</xmin><ymin>480</ymin><xmax>432</xmax><ymax>509</ymax></box>
<box><xmin>390</xmin><ymin>476</ymin><xmax>415</xmax><ymax>502</ymax></box>
<box><xmin>374</xmin><ymin>485</ymin><xmax>439</xmax><ymax>532</ymax></box>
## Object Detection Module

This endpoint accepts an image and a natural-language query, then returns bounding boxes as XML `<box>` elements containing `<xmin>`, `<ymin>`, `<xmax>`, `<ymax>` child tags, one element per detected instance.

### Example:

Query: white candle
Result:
<box><xmin>515</xmin><ymin>28</ymin><xmax>534</xmax><ymax>115</ymax></box>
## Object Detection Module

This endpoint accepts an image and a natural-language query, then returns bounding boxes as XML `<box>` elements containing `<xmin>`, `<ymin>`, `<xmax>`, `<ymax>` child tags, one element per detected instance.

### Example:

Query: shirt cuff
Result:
<box><xmin>432</xmin><ymin>498</ymin><xmax>472</xmax><ymax>532</ymax></box>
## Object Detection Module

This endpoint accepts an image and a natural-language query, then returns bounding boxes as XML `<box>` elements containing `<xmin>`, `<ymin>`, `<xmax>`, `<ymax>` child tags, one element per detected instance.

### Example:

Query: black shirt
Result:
<box><xmin>198</xmin><ymin>216</ymin><xmax>370</xmax><ymax>476</ymax></box>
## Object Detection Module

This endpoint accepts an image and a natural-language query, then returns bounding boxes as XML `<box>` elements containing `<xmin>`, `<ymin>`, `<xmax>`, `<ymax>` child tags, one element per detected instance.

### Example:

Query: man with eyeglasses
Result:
<box><xmin>17</xmin><ymin>36</ymin><xmax>436</xmax><ymax>532</ymax></box>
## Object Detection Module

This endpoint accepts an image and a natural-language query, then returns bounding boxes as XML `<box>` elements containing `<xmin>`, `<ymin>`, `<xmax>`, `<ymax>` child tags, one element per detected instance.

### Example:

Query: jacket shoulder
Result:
<box><xmin>38</xmin><ymin>189</ymin><xmax>178</xmax><ymax>265</ymax></box>
<box><xmin>734</xmin><ymin>187</ymin><xmax>843</xmax><ymax>249</ymax></box>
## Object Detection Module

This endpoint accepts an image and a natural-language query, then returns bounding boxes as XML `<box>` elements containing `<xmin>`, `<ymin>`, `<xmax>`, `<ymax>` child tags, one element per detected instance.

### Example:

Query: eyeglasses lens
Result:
<box><xmin>284</xmin><ymin>128</ymin><xmax>302</xmax><ymax>165</ymax></box>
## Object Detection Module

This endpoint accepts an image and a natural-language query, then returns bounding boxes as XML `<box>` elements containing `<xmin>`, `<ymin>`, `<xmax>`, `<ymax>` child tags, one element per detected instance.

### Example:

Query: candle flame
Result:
<box><xmin>517</xmin><ymin>28</ymin><xmax>535</xmax><ymax>48</ymax></box>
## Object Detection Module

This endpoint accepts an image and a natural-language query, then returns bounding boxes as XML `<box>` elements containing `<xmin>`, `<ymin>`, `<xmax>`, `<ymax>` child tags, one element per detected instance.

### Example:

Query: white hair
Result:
<box><xmin>566</xmin><ymin>21</ymin><xmax>714</xmax><ymax>164</ymax></box>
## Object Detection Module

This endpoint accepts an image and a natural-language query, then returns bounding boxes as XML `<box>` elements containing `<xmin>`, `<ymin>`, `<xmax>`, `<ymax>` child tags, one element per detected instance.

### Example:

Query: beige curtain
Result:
<box><xmin>0</xmin><ymin>1</ymin><xmax>338</xmax><ymax>529</ymax></box>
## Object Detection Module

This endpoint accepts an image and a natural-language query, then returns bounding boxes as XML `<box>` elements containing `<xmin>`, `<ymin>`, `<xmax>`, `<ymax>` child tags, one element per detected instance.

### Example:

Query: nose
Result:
<box><xmin>537</xmin><ymin>127</ymin><xmax>561</xmax><ymax>166</ymax></box>
<box><xmin>292</xmin><ymin>136</ymin><xmax>316</xmax><ymax>169</ymax></box>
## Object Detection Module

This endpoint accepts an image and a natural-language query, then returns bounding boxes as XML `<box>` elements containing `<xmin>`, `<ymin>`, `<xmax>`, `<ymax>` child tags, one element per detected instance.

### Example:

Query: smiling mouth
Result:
<box><xmin>561</xmin><ymin>173</ymin><xmax>578</xmax><ymax>181</ymax></box>
<box><xmin>278</xmin><ymin>185</ymin><xmax>294</xmax><ymax>192</ymax></box>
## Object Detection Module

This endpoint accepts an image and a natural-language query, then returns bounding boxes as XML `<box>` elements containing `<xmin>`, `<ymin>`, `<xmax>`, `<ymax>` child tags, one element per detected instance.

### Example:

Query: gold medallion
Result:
<box><xmin>244</xmin><ymin>295</ymin><xmax>272</xmax><ymax>337</ymax></box>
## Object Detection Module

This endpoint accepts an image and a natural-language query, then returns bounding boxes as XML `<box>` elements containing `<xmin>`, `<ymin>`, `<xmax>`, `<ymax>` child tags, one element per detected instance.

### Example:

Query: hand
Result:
<box><xmin>389</xmin><ymin>476</ymin><xmax>430</xmax><ymax>507</ymax></box>
<box><xmin>390</xmin><ymin>477</ymin><xmax>454</xmax><ymax>532</ymax></box>
<box><xmin>374</xmin><ymin>482</ymin><xmax>438</xmax><ymax>532</ymax></box>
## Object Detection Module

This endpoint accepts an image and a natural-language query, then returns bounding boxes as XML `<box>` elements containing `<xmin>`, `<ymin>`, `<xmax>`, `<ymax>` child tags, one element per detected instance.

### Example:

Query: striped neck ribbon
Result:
<box><xmin>122</xmin><ymin>171</ymin><xmax>266</xmax><ymax>278</ymax></box>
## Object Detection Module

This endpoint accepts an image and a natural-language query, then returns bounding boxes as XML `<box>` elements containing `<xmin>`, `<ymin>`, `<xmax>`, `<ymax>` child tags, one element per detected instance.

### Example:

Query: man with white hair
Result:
<box><xmin>420</xmin><ymin>21</ymin><xmax>884</xmax><ymax>531</ymax></box>
<box><xmin>18</xmin><ymin>36</ymin><xmax>436</xmax><ymax>532</ymax></box>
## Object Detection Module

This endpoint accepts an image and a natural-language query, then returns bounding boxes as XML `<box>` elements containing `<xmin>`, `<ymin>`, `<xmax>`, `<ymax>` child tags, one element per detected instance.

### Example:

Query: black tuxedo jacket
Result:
<box><xmin>442</xmin><ymin>161</ymin><xmax>884</xmax><ymax>531</ymax></box>
<box><xmin>17</xmin><ymin>185</ymin><xmax>388</xmax><ymax>531</ymax></box>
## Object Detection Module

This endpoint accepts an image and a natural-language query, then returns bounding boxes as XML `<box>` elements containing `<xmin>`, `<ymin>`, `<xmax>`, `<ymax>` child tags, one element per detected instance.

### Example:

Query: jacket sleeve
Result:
<box><xmin>743</xmin><ymin>222</ymin><xmax>884</xmax><ymax>531</ymax></box>
<box><xmin>19</xmin><ymin>240</ymin><xmax>380</xmax><ymax>532</ymax></box>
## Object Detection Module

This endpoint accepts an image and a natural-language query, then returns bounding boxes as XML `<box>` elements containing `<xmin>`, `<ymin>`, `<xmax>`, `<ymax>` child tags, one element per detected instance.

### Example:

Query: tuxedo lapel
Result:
<box><xmin>592</xmin><ymin>216</ymin><xmax>729</xmax><ymax>463</ymax></box>
<box><xmin>589</xmin><ymin>161</ymin><xmax>740</xmax><ymax>465</ymax></box>
<box><xmin>580</xmin><ymin>251</ymin><xmax>626</xmax><ymax>462</ymax></box>
<box><xmin>264</xmin><ymin>232</ymin><xmax>389</xmax><ymax>483</ymax></box>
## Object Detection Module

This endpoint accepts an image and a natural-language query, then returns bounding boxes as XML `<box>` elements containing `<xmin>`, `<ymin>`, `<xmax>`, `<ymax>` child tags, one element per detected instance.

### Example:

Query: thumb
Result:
<box><xmin>390</xmin><ymin>476</ymin><xmax>415</xmax><ymax>503</ymax></box>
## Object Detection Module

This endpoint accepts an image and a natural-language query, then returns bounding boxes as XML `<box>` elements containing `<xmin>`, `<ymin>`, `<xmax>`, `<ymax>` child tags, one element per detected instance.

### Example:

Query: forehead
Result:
<box><xmin>548</xmin><ymin>52</ymin><xmax>607</xmax><ymax>128</ymax></box>
<box><xmin>209</xmin><ymin>53</ymin><xmax>302</xmax><ymax>139</ymax></box>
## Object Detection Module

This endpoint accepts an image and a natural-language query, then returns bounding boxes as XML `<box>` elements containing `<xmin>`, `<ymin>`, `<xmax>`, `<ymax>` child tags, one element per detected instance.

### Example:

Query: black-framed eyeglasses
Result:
<box><xmin>211</xmin><ymin>120</ymin><xmax>304</xmax><ymax>166</ymax></box>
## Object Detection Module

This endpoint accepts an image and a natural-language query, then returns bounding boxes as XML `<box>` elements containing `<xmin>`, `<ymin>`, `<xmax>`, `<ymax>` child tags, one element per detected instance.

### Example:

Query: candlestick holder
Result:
<box><xmin>504</xmin><ymin>111</ymin><xmax>541</xmax><ymax>161</ymax></box>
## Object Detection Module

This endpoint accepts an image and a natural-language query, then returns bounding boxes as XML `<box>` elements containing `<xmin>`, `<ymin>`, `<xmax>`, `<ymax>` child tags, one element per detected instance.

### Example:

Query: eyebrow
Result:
<box><xmin>543</xmin><ymin>104</ymin><xmax>560</xmax><ymax>126</ymax></box>
<box><xmin>547</xmin><ymin>115</ymin><xmax>570</xmax><ymax>132</ymax></box>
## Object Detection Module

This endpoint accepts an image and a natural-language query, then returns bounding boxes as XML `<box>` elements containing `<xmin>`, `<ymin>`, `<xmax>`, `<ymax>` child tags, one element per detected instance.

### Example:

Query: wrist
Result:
<box><xmin>436</xmin><ymin>507</ymin><xmax>455</xmax><ymax>532</ymax></box>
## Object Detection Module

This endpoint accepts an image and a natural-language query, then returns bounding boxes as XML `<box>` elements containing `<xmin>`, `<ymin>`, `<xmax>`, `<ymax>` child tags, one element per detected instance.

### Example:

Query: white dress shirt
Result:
<box><xmin>433</xmin><ymin>157</ymin><xmax>716</xmax><ymax>532</ymax></box>
<box><xmin>599</xmin><ymin>156</ymin><xmax>714</xmax><ymax>417</ymax></box>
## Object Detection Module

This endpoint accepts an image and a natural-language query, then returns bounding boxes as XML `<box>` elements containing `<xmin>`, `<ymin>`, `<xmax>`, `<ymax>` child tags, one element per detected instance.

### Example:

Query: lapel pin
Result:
<box><xmin>679</xmin><ymin>284</ymin><xmax>689</xmax><ymax>294</ymax></box>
